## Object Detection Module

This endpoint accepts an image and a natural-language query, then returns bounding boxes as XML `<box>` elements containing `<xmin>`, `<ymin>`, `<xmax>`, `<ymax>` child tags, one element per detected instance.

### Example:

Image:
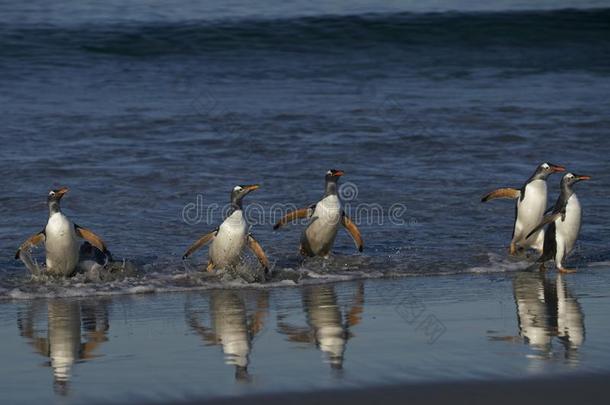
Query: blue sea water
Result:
<box><xmin>0</xmin><ymin>0</ymin><xmax>609</xmax><ymax>293</ymax></box>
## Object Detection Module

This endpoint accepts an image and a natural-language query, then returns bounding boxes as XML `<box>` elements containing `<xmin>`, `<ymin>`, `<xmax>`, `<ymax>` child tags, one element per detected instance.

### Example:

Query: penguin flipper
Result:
<box><xmin>15</xmin><ymin>230</ymin><xmax>46</xmax><ymax>259</ymax></box>
<box><xmin>248</xmin><ymin>234</ymin><xmax>270</xmax><ymax>272</ymax></box>
<box><xmin>183</xmin><ymin>229</ymin><xmax>217</xmax><ymax>259</ymax></box>
<box><xmin>481</xmin><ymin>188</ymin><xmax>520</xmax><ymax>202</ymax></box>
<box><xmin>342</xmin><ymin>212</ymin><xmax>363</xmax><ymax>252</ymax></box>
<box><xmin>527</xmin><ymin>212</ymin><xmax>562</xmax><ymax>240</ymax></box>
<box><xmin>273</xmin><ymin>205</ymin><xmax>315</xmax><ymax>230</ymax></box>
<box><xmin>74</xmin><ymin>224</ymin><xmax>112</xmax><ymax>260</ymax></box>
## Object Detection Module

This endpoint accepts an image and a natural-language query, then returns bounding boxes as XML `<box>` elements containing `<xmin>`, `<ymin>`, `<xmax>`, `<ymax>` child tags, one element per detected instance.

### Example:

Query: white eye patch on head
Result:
<box><xmin>542</xmin><ymin>163</ymin><xmax>550</xmax><ymax>169</ymax></box>
<box><xmin>233</xmin><ymin>186</ymin><xmax>243</xmax><ymax>191</ymax></box>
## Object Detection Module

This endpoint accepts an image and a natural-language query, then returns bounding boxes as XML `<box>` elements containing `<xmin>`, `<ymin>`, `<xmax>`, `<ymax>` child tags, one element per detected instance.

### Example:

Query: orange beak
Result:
<box><xmin>243</xmin><ymin>184</ymin><xmax>260</xmax><ymax>192</ymax></box>
<box><xmin>333</xmin><ymin>170</ymin><xmax>345</xmax><ymax>177</ymax></box>
<box><xmin>577</xmin><ymin>175</ymin><xmax>592</xmax><ymax>181</ymax></box>
<box><xmin>55</xmin><ymin>186</ymin><xmax>69</xmax><ymax>197</ymax></box>
<box><xmin>551</xmin><ymin>164</ymin><xmax>566</xmax><ymax>173</ymax></box>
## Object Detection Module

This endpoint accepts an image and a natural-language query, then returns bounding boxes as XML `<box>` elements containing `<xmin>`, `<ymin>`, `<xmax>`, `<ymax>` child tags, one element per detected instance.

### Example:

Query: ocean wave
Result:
<box><xmin>1</xmin><ymin>8</ymin><xmax>609</xmax><ymax>58</ymax></box>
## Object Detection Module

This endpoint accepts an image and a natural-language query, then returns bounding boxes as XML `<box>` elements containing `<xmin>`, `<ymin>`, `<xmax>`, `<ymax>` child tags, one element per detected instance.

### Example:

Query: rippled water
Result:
<box><xmin>2</xmin><ymin>2</ymin><xmax>610</xmax><ymax>403</ymax></box>
<box><xmin>1</xmin><ymin>2</ymin><xmax>610</xmax><ymax>297</ymax></box>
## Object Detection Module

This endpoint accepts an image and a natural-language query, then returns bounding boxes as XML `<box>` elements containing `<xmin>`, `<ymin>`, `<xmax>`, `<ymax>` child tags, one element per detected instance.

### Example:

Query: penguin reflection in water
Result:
<box><xmin>17</xmin><ymin>299</ymin><xmax>110</xmax><ymax>395</ymax></box>
<box><xmin>183</xmin><ymin>185</ymin><xmax>269</xmax><ymax>275</ymax></box>
<box><xmin>185</xmin><ymin>291</ymin><xmax>269</xmax><ymax>381</ymax></box>
<box><xmin>15</xmin><ymin>187</ymin><xmax>112</xmax><ymax>277</ymax></box>
<box><xmin>276</xmin><ymin>282</ymin><xmax>364</xmax><ymax>370</ymax></box>
<box><xmin>527</xmin><ymin>173</ymin><xmax>591</xmax><ymax>273</ymax></box>
<box><xmin>482</xmin><ymin>163</ymin><xmax>565</xmax><ymax>255</ymax></box>
<box><xmin>274</xmin><ymin>170</ymin><xmax>363</xmax><ymax>257</ymax></box>
<box><xmin>490</xmin><ymin>272</ymin><xmax>584</xmax><ymax>363</ymax></box>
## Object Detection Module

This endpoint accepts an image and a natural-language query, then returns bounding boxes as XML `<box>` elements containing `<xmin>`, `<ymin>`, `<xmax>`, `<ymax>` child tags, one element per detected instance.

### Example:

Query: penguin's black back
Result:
<box><xmin>538</xmin><ymin>222</ymin><xmax>557</xmax><ymax>263</ymax></box>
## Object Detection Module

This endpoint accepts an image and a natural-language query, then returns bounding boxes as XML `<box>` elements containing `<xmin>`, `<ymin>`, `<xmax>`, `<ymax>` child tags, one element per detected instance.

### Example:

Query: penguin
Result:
<box><xmin>183</xmin><ymin>184</ymin><xmax>269</xmax><ymax>273</ymax></box>
<box><xmin>482</xmin><ymin>162</ymin><xmax>565</xmax><ymax>255</ymax></box>
<box><xmin>273</xmin><ymin>169</ymin><xmax>363</xmax><ymax>257</ymax></box>
<box><xmin>15</xmin><ymin>187</ymin><xmax>112</xmax><ymax>277</ymax></box>
<box><xmin>527</xmin><ymin>173</ymin><xmax>591</xmax><ymax>273</ymax></box>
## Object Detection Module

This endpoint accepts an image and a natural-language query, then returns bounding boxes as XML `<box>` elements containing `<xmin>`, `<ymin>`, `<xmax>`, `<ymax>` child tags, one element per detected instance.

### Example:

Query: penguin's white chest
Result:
<box><xmin>513</xmin><ymin>180</ymin><xmax>547</xmax><ymax>250</ymax></box>
<box><xmin>555</xmin><ymin>194</ymin><xmax>582</xmax><ymax>254</ymax></box>
<box><xmin>516</xmin><ymin>180</ymin><xmax>547</xmax><ymax>230</ymax></box>
<box><xmin>303</xmin><ymin>195</ymin><xmax>342</xmax><ymax>256</ymax></box>
<box><xmin>45</xmin><ymin>213</ymin><xmax>80</xmax><ymax>275</ymax></box>
<box><xmin>210</xmin><ymin>210</ymin><xmax>248</xmax><ymax>268</ymax></box>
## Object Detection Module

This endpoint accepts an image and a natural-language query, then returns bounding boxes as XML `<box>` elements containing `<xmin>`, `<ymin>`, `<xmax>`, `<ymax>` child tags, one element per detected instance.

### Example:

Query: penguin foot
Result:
<box><xmin>206</xmin><ymin>260</ymin><xmax>215</xmax><ymax>272</ymax></box>
<box><xmin>509</xmin><ymin>243</ymin><xmax>517</xmax><ymax>256</ymax></box>
<box><xmin>558</xmin><ymin>267</ymin><xmax>577</xmax><ymax>274</ymax></box>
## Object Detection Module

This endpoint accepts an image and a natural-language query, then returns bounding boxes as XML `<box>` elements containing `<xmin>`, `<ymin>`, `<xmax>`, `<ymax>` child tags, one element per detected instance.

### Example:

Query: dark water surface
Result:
<box><xmin>1</xmin><ymin>1</ymin><xmax>610</xmax><ymax>296</ymax></box>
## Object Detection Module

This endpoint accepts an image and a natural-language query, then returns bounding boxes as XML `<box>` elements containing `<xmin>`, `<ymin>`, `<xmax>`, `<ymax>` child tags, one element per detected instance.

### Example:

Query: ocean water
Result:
<box><xmin>2</xmin><ymin>1</ymin><xmax>610</xmax><ymax>403</ymax></box>
<box><xmin>1</xmin><ymin>2</ymin><xmax>610</xmax><ymax>294</ymax></box>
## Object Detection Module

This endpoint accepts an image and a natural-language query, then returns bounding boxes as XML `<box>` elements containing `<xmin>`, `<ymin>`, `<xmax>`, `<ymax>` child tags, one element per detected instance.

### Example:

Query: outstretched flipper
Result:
<box><xmin>341</xmin><ymin>212</ymin><xmax>363</xmax><ymax>252</ymax></box>
<box><xmin>183</xmin><ymin>229</ymin><xmax>218</xmax><ymax>259</ymax></box>
<box><xmin>248</xmin><ymin>234</ymin><xmax>270</xmax><ymax>272</ymax></box>
<box><xmin>526</xmin><ymin>212</ymin><xmax>563</xmax><ymax>239</ymax></box>
<box><xmin>75</xmin><ymin>224</ymin><xmax>112</xmax><ymax>261</ymax></box>
<box><xmin>481</xmin><ymin>188</ymin><xmax>520</xmax><ymax>202</ymax></box>
<box><xmin>15</xmin><ymin>230</ymin><xmax>46</xmax><ymax>259</ymax></box>
<box><xmin>273</xmin><ymin>205</ymin><xmax>315</xmax><ymax>230</ymax></box>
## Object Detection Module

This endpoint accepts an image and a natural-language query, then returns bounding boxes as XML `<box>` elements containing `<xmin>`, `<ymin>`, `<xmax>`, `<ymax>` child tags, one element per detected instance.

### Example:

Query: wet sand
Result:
<box><xmin>2</xmin><ymin>267</ymin><xmax>610</xmax><ymax>404</ymax></box>
<box><xmin>176</xmin><ymin>373</ymin><xmax>610</xmax><ymax>405</ymax></box>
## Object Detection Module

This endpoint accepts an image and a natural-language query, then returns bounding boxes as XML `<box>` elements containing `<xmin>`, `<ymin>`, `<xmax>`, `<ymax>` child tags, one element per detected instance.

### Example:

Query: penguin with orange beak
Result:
<box><xmin>482</xmin><ymin>162</ymin><xmax>565</xmax><ymax>255</ymax></box>
<box><xmin>528</xmin><ymin>173</ymin><xmax>591</xmax><ymax>273</ymax></box>
<box><xmin>274</xmin><ymin>169</ymin><xmax>363</xmax><ymax>257</ymax></box>
<box><xmin>15</xmin><ymin>187</ymin><xmax>112</xmax><ymax>276</ymax></box>
<box><xmin>183</xmin><ymin>184</ymin><xmax>269</xmax><ymax>273</ymax></box>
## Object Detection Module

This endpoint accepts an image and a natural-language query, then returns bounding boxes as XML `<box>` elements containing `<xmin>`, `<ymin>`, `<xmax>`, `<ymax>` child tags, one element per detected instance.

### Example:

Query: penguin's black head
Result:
<box><xmin>47</xmin><ymin>187</ymin><xmax>69</xmax><ymax>203</ymax></box>
<box><xmin>230</xmin><ymin>184</ymin><xmax>259</xmax><ymax>208</ymax></box>
<box><xmin>562</xmin><ymin>173</ymin><xmax>591</xmax><ymax>187</ymax></box>
<box><xmin>325</xmin><ymin>169</ymin><xmax>344</xmax><ymax>182</ymax></box>
<box><xmin>534</xmin><ymin>162</ymin><xmax>565</xmax><ymax>180</ymax></box>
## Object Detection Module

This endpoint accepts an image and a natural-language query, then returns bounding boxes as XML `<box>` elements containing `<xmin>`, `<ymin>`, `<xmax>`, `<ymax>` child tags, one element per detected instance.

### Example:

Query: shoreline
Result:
<box><xmin>3</xmin><ymin>250</ymin><xmax>591</xmax><ymax>301</ymax></box>
<box><xmin>169</xmin><ymin>373</ymin><xmax>610</xmax><ymax>405</ymax></box>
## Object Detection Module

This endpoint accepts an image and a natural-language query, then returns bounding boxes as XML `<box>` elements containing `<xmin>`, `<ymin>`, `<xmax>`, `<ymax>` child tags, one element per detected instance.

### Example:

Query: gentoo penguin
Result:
<box><xmin>15</xmin><ymin>187</ymin><xmax>112</xmax><ymax>277</ymax></box>
<box><xmin>482</xmin><ymin>162</ymin><xmax>565</xmax><ymax>255</ymax></box>
<box><xmin>183</xmin><ymin>184</ymin><xmax>269</xmax><ymax>273</ymax></box>
<box><xmin>276</xmin><ymin>283</ymin><xmax>364</xmax><ymax>370</ymax></box>
<box><xmin>527</xmin><ymin>173</ymin><xmax>591</xmax><ymax>273</ymax></box>
<box><xmin>273</xmin><ymin>169</ymin><xmax>363</xmax><ymax>257</ymax></box>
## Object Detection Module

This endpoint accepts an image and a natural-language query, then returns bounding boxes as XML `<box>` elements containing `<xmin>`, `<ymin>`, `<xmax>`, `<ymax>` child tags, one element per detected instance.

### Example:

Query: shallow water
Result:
<box><xmin>2</xmin><ymin>272</ymin><xmax>610</xmax><ymax>404</ymax></box>
<box><xmin>1</xmin><ymin>1</ymin><xmax>610</xmax><ymax>296</ymax></box>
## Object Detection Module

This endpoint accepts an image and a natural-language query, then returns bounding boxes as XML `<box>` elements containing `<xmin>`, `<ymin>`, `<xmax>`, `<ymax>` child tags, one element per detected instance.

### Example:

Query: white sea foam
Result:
<box><xmin>466</xmin><ymin>252</ymin><xmax>534</xmax><ymax>274</ymax></box>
